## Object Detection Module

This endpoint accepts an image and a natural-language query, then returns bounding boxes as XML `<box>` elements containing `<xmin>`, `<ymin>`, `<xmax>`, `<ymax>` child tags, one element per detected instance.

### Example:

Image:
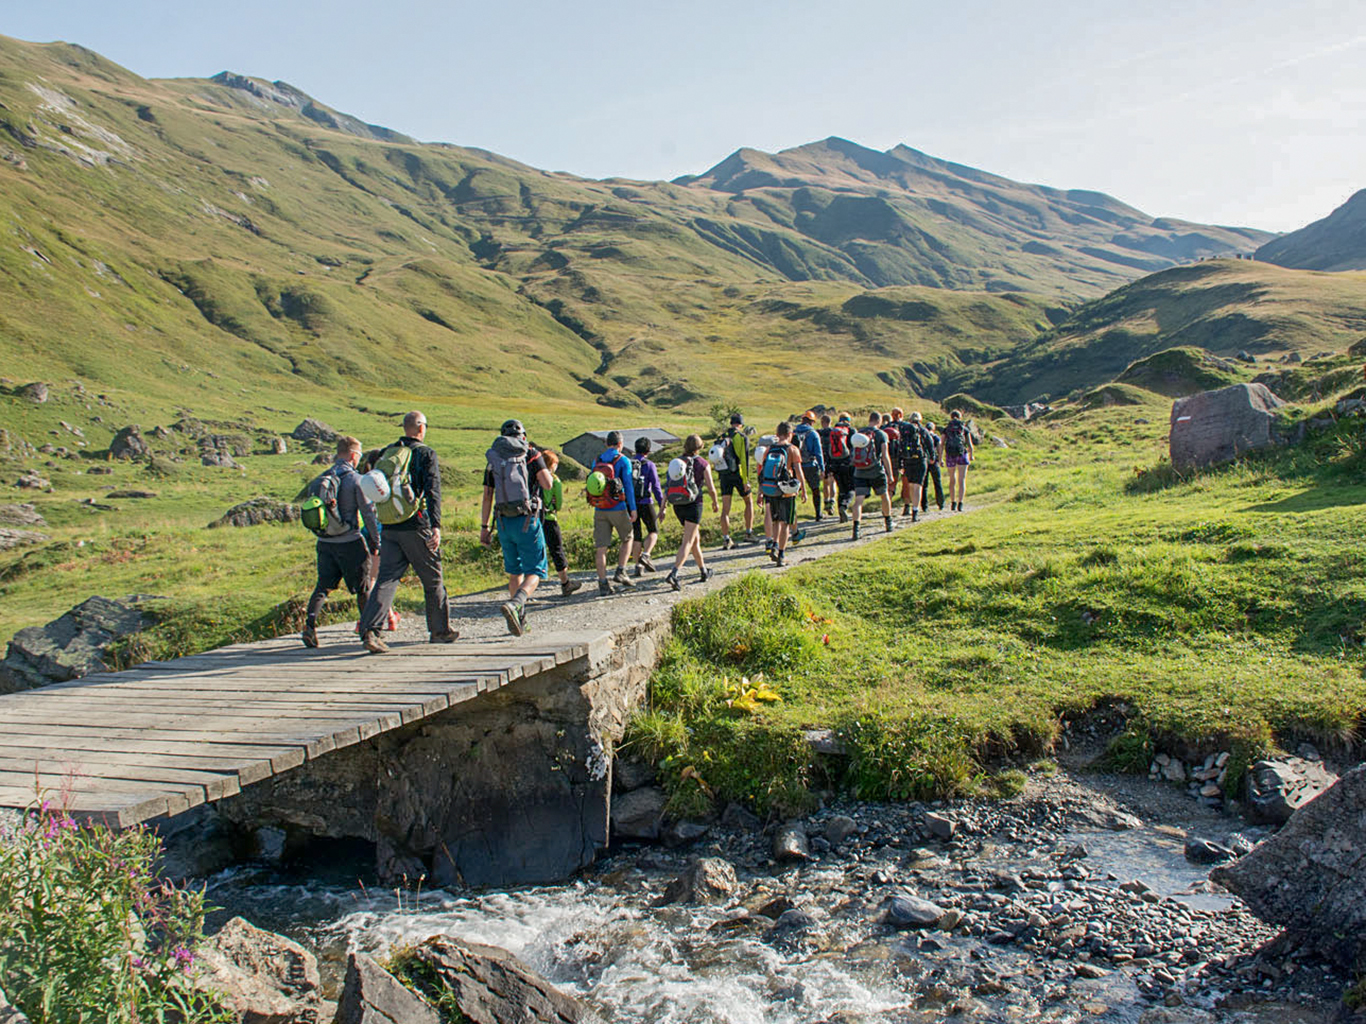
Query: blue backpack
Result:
<box><xmin>800</xmin><ymin>428</ymin><xmax>822</xmax><ymax>466</ymax></box>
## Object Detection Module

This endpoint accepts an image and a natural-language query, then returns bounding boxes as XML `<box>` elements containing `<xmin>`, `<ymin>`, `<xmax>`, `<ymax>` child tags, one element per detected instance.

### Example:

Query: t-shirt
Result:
<box><xmin>818</xmin><ymin>426</ymin><xmax>832</xmax><ymax>464</ymax></box>
<box><xmin>482</xmin><ymin>449</ymin><xmax>547</xmax><ymax>497</ymax></box>
<box><xmin>854</xmin><ymin>427</ymin><xmax>888</xmax><ymax>479</ymax></box>
<box><xmin>541</xmin><ymin>477</ymin><xmax>565</xmax><ymax>521</ymax></box>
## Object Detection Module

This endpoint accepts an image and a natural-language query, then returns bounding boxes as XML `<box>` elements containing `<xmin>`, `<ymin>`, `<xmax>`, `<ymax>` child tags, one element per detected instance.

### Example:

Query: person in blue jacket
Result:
<box><xmin>793</xmin><ymin>411</ymin><xmax>826</xmax><ymax>522</ymax></box>
<box><xmin>589</xmin><ymin>430</ymin><xmax>637</xmax><ymax>595</ymax></box>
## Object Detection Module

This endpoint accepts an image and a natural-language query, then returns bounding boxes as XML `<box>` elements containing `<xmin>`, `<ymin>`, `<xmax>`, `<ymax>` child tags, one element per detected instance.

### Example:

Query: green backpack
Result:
<box><xmin>373</xmin><ymin>443</ymin><xmax>421</xmax><ymax>525</ymax></box>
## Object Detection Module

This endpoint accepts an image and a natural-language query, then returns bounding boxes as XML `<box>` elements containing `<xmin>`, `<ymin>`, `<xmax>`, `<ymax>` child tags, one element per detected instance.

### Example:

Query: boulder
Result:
<box><xmin>1183</xmin><ymin>836</ymin><xmax>1236</xmax><ymax>864</ymax></box>
<box><xmin>611</xmin><ymin>786</ymin><xmax>666</xmax><ymax>840</ymax></box>
<box><xmin>773</xmin><ymin>822</ymin><xmax>810</xmax><ymax>862</ymax></box>
<box><xmin>412</xmin><ymin>937</ymin><xmax>601</xmax><ymax>1024</ymax></box>
<box><xmin>15</xmin><ymin>472</ymin><xmax>49</xmax><ymax>491</ymax></box>
<box><xmin>270</xmin><ymin>436</ymin><xmax>288</xmax><ymax>455</ymax></box>
<box><xmin>1212</xmin><ymin>765</ymin><xmax>1366</xmax><ymax>969</ymax></box>
<box><xmin>193</xmin><ymin>917</ymin><xmax>334</xmax><ymax>1024</ymax></box>
<box><xmin>334</xmin><ymin>953</ymin><xmax>440</xmax><ymax>1024</ymax></box>
<box><xmin>1245</xmin><ymin>757</ymin><xmax>1338</xmax><ymax>825</ymax></box>
<box><xmin>885</xmin><ymin>894</ymin><xmax>947</xmax><ymax>929</ymax></box>
<box><xmin>612</xmin><ymin>757</ymin><xmax>656</xmax><ymax>792</ymax></box>
<box><xmin>17</xmin><ymin>381</ymin><xmax>48</xmax><ymax>403</ymax></box>
<box><xmin>109</xmin><ymin>425</ymin><xmax>151</xmax><ymax>461</ymax></box>
<box><xmin>290</xmin><ymin>418</ymin><xmax>339</xmax><ymax>445</ymax></box>
<box><xmin>662</xmin><ymin>857</ymin><xmax>738</xmax><ymax>904</ymax></box>
<box><xmin>824</xmin><ymin>814</ymin><xmax>858</xmax><ymax>845</ymax></box>
<box><xmin>1169</xmin><ymin>383</ymin><xmax>1285</xmax><ymax>472</ymax></box>
<box><xmin>0</xmin><ymin>528</ymin><xmax>48</xmax><ymax>551</ymax></box>
<box><xmin>211</xmin><ymin>498</ymin><xmax>300</xmax><ymax>528</ymax></box>
<box><xmin>924</xmin><ymin>811</ymin><xmax>957</xmax><ymax>840</ymax></box>
<box><xmin>0</xmin><ymin>984</ymin><xmax>30</xmax><ymax>1024</ymax></box>
<box><xmin>201</xmin><ymin>450</ymin><xmax>243</xmax><ymax>469</ymax></box>
<box><xmin>1</xmin><ymin>594</ymin><xmax>157</xmax><ymax>692</ymax></box>
<box><xmin>106</xmin><ymin>489</ymin><xmax>157</xmax><ymax>499</ymax></box>
<box><xmin>0</xmin><ymin>504</ymin><xmax>45</xmax><ymax>527</ymax></box>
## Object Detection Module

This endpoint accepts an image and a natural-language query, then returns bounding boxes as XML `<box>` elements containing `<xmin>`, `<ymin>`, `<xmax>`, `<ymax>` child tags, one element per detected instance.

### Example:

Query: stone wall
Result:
<box><xmin>206</xmin><ymin>616</ymin><xmax>672</xmax><ymax>887</ymax></box>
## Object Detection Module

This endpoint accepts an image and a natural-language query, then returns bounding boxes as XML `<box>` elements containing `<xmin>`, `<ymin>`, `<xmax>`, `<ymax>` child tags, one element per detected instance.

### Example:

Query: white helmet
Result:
<box><xmin>668</xmin><ymin>457</ymin><xmax>687</xmax><ymax>480</ymax></box>
<box><xmin>707</xmin><ymin>443</ymin><xmax>728</xmax><ymax>468</ymax></box>
<box><xmin>850</xmin><ymin>430</ymin><xmax>871</xmax><ymax>449</ymax></box>
<box><xmin>359</xmin><ymin>469</ymin><xmax>390</xmax><ymax>504</ymax></box>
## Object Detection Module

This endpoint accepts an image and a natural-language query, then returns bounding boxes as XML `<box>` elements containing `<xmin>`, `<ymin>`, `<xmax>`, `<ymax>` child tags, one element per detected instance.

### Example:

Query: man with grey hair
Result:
<box><xmin>357</xmin><ymin>410</ymin><xmax>458</xmax><ymax>652</ymax></box>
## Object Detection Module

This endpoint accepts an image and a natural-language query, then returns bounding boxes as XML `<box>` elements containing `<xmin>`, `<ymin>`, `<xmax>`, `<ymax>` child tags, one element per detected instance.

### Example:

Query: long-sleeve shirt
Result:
<box><xmin>595</xmin><ymin>448</ymin><xmax>636</xmax><ymax>513</ymax></box>
<box><xmin>320</xmin><ymin>458</ymin><xmax>380</xmax><ymax>548</ymax></box>
<box><xmin>632</xmin><ymin>456</ymin><xmax>664</xmax><ymax>506</ymax></box>
<box><xmin>793</xmin><ymin>423</ymin><xmax>825</xmax><ymax>471</ymax></box>
<box><xmin>384</xmin><ymin>436</ymin><xmax>442</xmax><ymax>531</ymax></box>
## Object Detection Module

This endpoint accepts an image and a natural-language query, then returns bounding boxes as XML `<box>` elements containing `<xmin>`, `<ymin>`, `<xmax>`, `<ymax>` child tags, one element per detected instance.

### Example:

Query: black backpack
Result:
<box><xmin>943</xmin><ymin>421</ymin><xmax>969</xmax><ymax>457</ymax></box>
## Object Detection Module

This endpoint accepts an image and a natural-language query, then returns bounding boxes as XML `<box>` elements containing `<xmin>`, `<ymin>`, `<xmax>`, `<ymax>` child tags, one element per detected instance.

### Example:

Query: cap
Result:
<box><xmin>730</xmin><ymin>412</ymin><xmax>744</xmax><ymax>425</ymax></box>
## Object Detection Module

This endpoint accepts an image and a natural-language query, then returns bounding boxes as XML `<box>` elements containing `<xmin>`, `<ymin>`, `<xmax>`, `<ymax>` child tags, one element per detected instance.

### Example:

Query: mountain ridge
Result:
<box><xmin>1256</xmin><ymin>189</ymin><xmax>1366</xmax><ymax>272</ymax></box>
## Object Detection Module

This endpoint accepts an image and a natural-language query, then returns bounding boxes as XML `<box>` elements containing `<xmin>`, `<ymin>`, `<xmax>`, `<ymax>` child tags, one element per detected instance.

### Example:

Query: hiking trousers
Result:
<box><xmin>358</xmin><ymin>527</ymin><xmax>452</xmax><ymax>637</ymax></box>
<box><xmin>306</xmin><ymin>538</ymin><xmax>370</xmax><ymax>627</ymax></box>
<box><xmin>922</xmin><ymin>463</ymin><xmax>944</xmax><ymax>510</ymax></box>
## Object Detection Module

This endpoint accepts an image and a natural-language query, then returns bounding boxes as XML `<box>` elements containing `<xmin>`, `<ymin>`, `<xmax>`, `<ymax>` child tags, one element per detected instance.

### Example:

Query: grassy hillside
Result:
<box><xmin>1257</xmin><ymin>189</ymin><xmax>1366</xmax><ymax>272</ymax></box>
<box><xmin>944</xmin><ymin>260</ymin><xmax>1366</xmax><ymax>405</ymax></box>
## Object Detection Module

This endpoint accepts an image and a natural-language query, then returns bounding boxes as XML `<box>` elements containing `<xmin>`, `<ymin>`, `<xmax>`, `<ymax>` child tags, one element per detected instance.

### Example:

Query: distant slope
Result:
<box><xmin>1256</xmin><ymin>190</ymin><xmax>1366</xmax><ymax>271</ymax></box>
<box><xmin>675</xmin><ymin>138</ymin><xmax>1272</xmax><ymax>296</ymax></box>
<box><xmin>945</xmin><ymin>260</ymin><xmax>1366</xmax><ymax>405</ymax></box>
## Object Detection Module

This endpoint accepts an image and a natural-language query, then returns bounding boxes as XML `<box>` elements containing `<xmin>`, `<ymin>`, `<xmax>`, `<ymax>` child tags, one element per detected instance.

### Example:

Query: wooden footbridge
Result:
<box><xmin>0</xmin><ymin>626</ymin><xmax>598</xmax><ymax>827</ymax></box>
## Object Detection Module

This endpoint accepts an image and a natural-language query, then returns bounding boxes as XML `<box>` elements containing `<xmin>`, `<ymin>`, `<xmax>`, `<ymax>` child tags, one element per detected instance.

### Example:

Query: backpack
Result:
<box><xmin>373</xmin><ymin>442</ymin><xmax>421</xmax><ymax>525</ymax></box>
<box><xmin>883</xmin><ymin>422</ymin><xmax>902</xmax><ymax>464</ymax></box>
<box><xmin>799</xmin><ymin>428</ymin><xmax>822</xmax><ymax>465</ymax></box>
<box><xmin>900</xmin><ymin>425</ymin><xmax>926</xmax><ymax>462</ymax></box>
<box><xmin>759</xmin><ymin>443</ymin><xmax>797</xmax><ymax>497</ymax></box>
<box><xmin>587</xmin><ymin>453</ymin><xmax>627</xmax><ymax>510</ymax></box>
<box><xmin>852</xmin><ymin>430</ymin><xmax>879</xmax><ymax>472</ymax></box>
<box><xmin>633</xmin><ymin>456</ymin><xmax>652</xmax><ymax>503</ymax></box>
<box><xmin>828</xmin><ymin>425</ymin><xmax>851</xmax><ymax>462</ymax></box>
<box><xmin>725</xmin><ymin>430</ymin><xmax>743</xmax><ymax>473</ymax></box>
<box><xmin>486</xmin><ymin>437</ymin><xmax>538</xmax><ymax>519</ymax></box>
<box><xmin>300</xmin><ymin>468</ymin><xmax>351</xmax><ymax>538</ymax></box>
<box><xmin>942</xmin><ymin>421</ymin><xmax>969</xmax><ymax>457</ymax></box>
<box><xmin>665</xmin><ymin>457</ymin><xmax>701</xmax><ymax>505</ymax></box>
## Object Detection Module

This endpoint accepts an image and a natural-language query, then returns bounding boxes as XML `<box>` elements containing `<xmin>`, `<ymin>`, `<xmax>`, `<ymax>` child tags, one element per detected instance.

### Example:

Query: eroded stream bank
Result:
<box><xmin>206</xmin><ymin>766</ymin><xmax>1349</xmax><ymax>1023</ymax></box>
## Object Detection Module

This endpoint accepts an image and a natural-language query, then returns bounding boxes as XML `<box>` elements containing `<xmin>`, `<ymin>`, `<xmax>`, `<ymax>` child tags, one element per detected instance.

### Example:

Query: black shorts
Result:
<box><xmin>717</xmin><ymin>470</ymin><xmax>750</xmax><ymax>498</ymax></box>
<box><xmin>854</xmin><ymin>475</ymin><xmax>888</xmax><ymax>497</ymax></box>
<box><xmin>902</xmin><ymin>459</ymin><xmax>927</xmax><ymax>485</ymax></box>
<box><xmin>316</xmin><ymin>538</ymin><xmax>368</xmax><ymax>595</ymax></box>
<box><xmin>672</xmin><ymin>500</ymin><xmax>702</xmax><ymax>525</ymax></box>
<box><xmin>766</xmin><ymin>494</ymin><xmax>797</xmax><ymax>525</ymax></box>
<box><xmin>632</xmin><ymin>502</ymin><xmax>658</xmax><ymax>542</ymax></box>
<box><xmin>541</xmin><ymin>517</ymin><xmax>568</xmax><ymax>573</ymax></box>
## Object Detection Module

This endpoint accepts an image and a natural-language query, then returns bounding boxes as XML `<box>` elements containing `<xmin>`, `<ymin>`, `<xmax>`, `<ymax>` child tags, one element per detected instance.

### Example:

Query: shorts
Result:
<box><xmin>315</xmin><ymin>538</ymin><xmax>368</xmax><ymax>595</ymax></box>
<box><xmin>632</xmin><ymin>503</ymin><xmax>658</xmax><ymax>542</ymax></box>
<box><xmin>593</xmin><ymin>508</ymin><xmax>633</xmax><ymax>548</ymax></box>
<box><xmin>541</xmin><ymin>517</ymin><xmax>567</xmax><ymax>573</ymax></box>
<box><xmin>946</xmin><ymin>454</ymin><xmax>971</xmax><ymax>468</ymax></box>
<box><xmin>766</xmin><ymin>494</ymin><xmax>797</xmax><ymax>525</ymax></box>
<box><xmin>854</xmin><ymin>475</ymin><xmax>888</xmax><ymax>497</ymax></box>
<box><xmin>496</xmin><ymin>515</ymin><xmax>548</xmax><ymax>579</ymax></box>
<box><xmin>672</xmin><ymin>500</ymin><xmax>703</xmax><ymax>525</ymax></box>
<box><xmin>717</xmin><ymin>470</ymin><xmax>750</xmax><ymax>498</ymax></box>
<box><xmin>902</xmin><ymin>459</ymin><xmax>928</xmax><ymax>486</ymax></box>
<box><xmin>802</xmin><ymin>466</ymin><xmax>821</xmax><ymax>493</ymax></box>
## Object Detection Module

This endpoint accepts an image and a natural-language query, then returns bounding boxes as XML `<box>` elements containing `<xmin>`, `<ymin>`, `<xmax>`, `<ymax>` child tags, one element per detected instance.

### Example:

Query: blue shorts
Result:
<box><xmin>497</xmin><ymin>515</ymin><xmax>548</xmax><ymax>579</ymax></box>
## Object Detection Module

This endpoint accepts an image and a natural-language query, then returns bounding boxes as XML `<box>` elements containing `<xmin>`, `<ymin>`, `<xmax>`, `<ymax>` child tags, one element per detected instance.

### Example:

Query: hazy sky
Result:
<box><xmin>6</xmin><ymin>0</ymin><xmax>1363</xmax><ymax>231</ymax></box>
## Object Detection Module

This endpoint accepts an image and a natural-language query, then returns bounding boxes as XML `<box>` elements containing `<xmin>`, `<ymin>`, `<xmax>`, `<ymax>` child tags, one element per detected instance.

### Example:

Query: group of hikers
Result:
<box><xmin>297</xmin><ymin>406</ymin><xmax>974</xmax><ymax>650</ymax></box>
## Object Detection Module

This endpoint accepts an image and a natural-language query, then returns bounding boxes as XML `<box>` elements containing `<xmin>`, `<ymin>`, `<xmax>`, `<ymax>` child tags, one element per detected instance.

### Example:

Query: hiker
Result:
<box><xmin>942</xmin><ymin>410</ymin><xmax>975</xmax><ymax>511</ymax></box>
<box><xmin>849</xmin><ymin>410</ymin><xmax>896</xmax><ymax>540</ymax></box>
<box><xmin>357</xmin><ymin>411</ymin><xmax>457</xmax><ymax>653</ymax></box>
<box><xmin>758</xmin><ymin>421</ymin><xmax>805</xmax><ymax>567</ymax></box>
<box><xmin>885</xmin><ymin>408</ymin><xmax>905</xmax><ymax>477</ymax></box>
<box><xmin>629</xmin><ymin>436</ymin><xmax>664</xmax><ymax>577</ymax></box>
<box><xmin>818</xmin><ymin>413</ymin><xmax>837</xmax><ymax>517</ymax></box>
<box><xmin>713</xmin><ymin>412</ymin><xmax>755</xmax><ymax>549</ymax></box>
<box><xmin>663</xmin><ymin>434</ymin><xmax>720</xmax><ymax>590</ymax></box>
<box><xmin>922</xmin><ymin>421</ymin><xmax>945</xmax><ymax>513</ymax></box>
<box><xmin>793</xmin><ymin>411</ymin><xmax>825</xmax><ymax>521</ymax></box>
<box><xmin>299</xmin><ymin>436</ymin><xmax>380</xmax><ymax>648</ymax></box>
<box><xmin>480</xmin><ymin>419</ymin><xmax>558</xmax><ymax>636</ymax></box>
<box><xmin>586</xmin><ymin>430</ymin><xmax>637</xmax><ymax>594</ymax></box>
<box><xmin>827</xmin><ymin>412</ymin><xmax>856</xmax><ymax>522</ymax></box>
<box><xmin>537</xmin><ymin>450</ymin><xmax>582</xmax><ymax>597</ymax></box>
<box><xmin>898</xmin><ymin>411</ymin><xmax>932</xmax><ymax>522</ymax></box>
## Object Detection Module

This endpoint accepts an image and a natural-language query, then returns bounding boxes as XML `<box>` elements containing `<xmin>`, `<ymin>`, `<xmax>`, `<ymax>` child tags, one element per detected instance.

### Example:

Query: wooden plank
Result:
<box><xmin>0</xmin><ymin>724</ymin><xmax>326</xmax><ymax>755</ymax></box>
<box><xmin>0</xmin><ymin>708</ymin><xmax>383</xmax><ymax>730</ymax></box>
<box><xmin>0</xmin><ymin>785</ymin><xmax>168</xmax><ymax>826</ymax></box>
<box><xmin>0</xmin><ymin>772</ymin><xmax>199</xmax><ymax>815</ymax></box>
<box><xmin>34</xmin><ymin>689</ymin><xmax>463</xmax><ymax>723</ymax></box>
<box><xmin>0</xmin><ymin>733</ymin><xmax>304</xmax><ymax>774</ymax></box>
<box><xmin>12</xmin><ymin>698</ymin><xmax>424</xmax><ymax>721</ymax></box>
<box><xmin>0</xmin><ymin>745</ymin><xmax>280</xmax><ymax>786</ymax></box>
<box><xmin>0</xmin><ymin>758</ymin><xmax>241</xmax><ymax>800</ymax></box>
<box><xmin>28</xmin><ymin>684</ymin><xmax>454</xmax><ymax>705</ymax></box>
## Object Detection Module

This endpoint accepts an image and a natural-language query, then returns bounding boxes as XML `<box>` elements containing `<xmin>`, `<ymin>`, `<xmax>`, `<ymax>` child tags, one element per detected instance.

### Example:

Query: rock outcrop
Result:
<box><xmin>0</xmin><ymin>594</ymin><xmax>156</xmax><ymax>693</ymax></box>
<box><xmin>1212</xmin><ymin>765</ymin><xmax>1366</xmax><ymax>969</ymax></box>
<box><xmin>109</xmin><ymin>425</ymin><xmax>152</xmax><ymax>461</ymax></box>
<box><xmin>334</xmin><ymin>954</ymin><xmax>440</xmax><ymax>1024</ymax></box>
<box><xmin>0</xmin><ymin>528</ymin><xmax>48</xmax><ymax>551</ymax></box>
<box><xmin>1245</xmin><ymin>756</ymin><xmax>1338</xmax><ymax>825</ymax></box>
<box><xmin>16</xmin><ymin>381</ymin><xmax>48</xmax><ymax>403</ymax></box>
<box><xmin>1169</xmin><ymin>383</ymin><xmax>1284</xmax><ymax>471</ymax></box>
<box><xmin>0</xmin><ymin>984</ymin><xmax>30</xmax><ymax>1024</ymax></box>
<box><xmin>211</xmin><ymin>498</ymin><xmax>300</xmax><ymax>528</ymax></box>
<box><xmin>412</xmin><ymin>937</ymin><xmax>600</xmax><ymax>1024</ymax></box>
<box><xmin>193</xmin><ymin>916</ymin><xmax>334</xmax><ymax>1024</ymax></box>
<box><xmin>0</xmin><ymin>504</ymin><xmax>45</xmax><ymax>527</ymax></box>
<box><xmin>290</xmin><ymin>418</ymin><xmax>339</xmax><ymax>446</ymax></box>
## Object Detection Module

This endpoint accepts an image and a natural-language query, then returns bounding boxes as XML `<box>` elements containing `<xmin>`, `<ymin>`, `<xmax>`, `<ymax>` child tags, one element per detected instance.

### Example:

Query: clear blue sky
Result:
<box><xmin>6</xmin><ymin>0</ymin><xmax>1364</xmax><ymax>231</ymax></box>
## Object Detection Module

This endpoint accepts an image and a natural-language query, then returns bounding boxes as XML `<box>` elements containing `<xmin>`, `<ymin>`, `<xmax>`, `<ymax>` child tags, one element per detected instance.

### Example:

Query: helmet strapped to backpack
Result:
<box><xmin>665</xmin><ymin>456</ymin><xmax>701</xmax><ymax>505</ymax></box>
<box><xmin>851</xmin><ymin>429</ymin><xmax>878</xmax><ymax>471</ymax></box>
<box><xmin>586</xmin><ymin>452</ymin><xmax>627</xmax><ymax>509</ymax></box>
<box><xmin>759</xmin><ymin>442</ymin><xmax>799</xmax><ymax>497</ymax></box>
<box><xmin>373</xmin><ymin>442</ymin><xmax>421</xmax><ymax>525</ymax></box>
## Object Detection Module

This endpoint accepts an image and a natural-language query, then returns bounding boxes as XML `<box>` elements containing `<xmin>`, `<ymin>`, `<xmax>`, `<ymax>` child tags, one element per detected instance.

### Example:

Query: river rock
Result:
<box><xmin>661</xmin><ymin>819</ymin><xmax>710</xmax><ymax>848</ymax></box>
<box><xmin>17</xmin><ymin>381</ymin><xmax>48</xmax><ymax>403</ymax></box>
<box><xmin>1</xmin><ymin>594</ymin><xmax>157</xmax><ymax>693</ymax></box>
<box><xmin>613</xmin><ymin>758</ymin><xmax>656</xmax><ymax>792</ymax></box>
<box><xmin>413</xmin><ymin>937</ymin><xmax>600</xmax><ymax>1024</ymax></box>
<box><xmin>1169</xmin><ymin>383</ymin><xmax>1284</xmax><ymax>472</ymax></box>
<box><xmin>1245</xmin><ymin>757</ymin><xmax>1338</xmax><ymax>825</ymax></box>
<box><xmin>1213</xmin><ymin>764</ymin><xmax>1366</xmax><ymax>969</ymax></box>
<box><xmin>1183</xmin><ymin>836</ymin><xmax>1235</xmax><ymax>865</ymax></box>
<box><xmin>611</xmin><ymin>786</ymin><xmax>666</xmax><ymax>840</ymax></box>
<box><xmin>885</xmin><ymin>894</ymin><xmax>946</xmax><ymax>929</ymax></box>
<box><xmin>334</xmin><ymin>953</ymin><xmax>440</xmax><ymax>1024</ymax></box>
<box><xmin>290</xmin><ymin>418</ymin><xmax>340</xmax><ymax>445</ymax></box>
<box><xmin>0</xmin><ymin>503</ymin><xmax>45</xmax><ymax>527</ymax></box>
<box><xmin>0</xmin><ymin>528</ymin><xmax>47</xmax><ymax>551</ymax></box>
<box><xmin>720</xmin><ymin>802</ymin><xmax>762</xmax><ymax>831</ymax></box>
<box><xmin>194</xmin><ymin>916</ymin><xmax>334</xmax><ymax>1024</ymax></box>
<box><xmin>211</xmin><ymin>497</ymin><xmax>301</xmax><ymax>529</ymax></box>
<box><xmin>662</xmin><ymin>856</ymin><xmax>738</xmax><ymax>904</ymax></box>
<box><xmin>924</xmin><ymin>811</ymin><xmax>957</xmax><ymax>839</ymax></box>
<box><xmin>824</xmin><ymin>814</ymin><xmax>858</xmax><ymax>845</ymax></box>
<box><xmin>773</xmin><ymin>822</ymin><xmax>810</xmax><ymax>862</ymax></box>
<box><xmin>109</xmin><ymin>425</ymin><xmax>151</xmax><ymax>460</ymax></box>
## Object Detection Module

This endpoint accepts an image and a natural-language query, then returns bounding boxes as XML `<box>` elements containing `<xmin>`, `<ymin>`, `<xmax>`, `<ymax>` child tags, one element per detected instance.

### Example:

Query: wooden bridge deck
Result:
<box><xmin>0</xmin><ymin>627</ymin><xmax>597</xmax><ymax>827</ymax></box>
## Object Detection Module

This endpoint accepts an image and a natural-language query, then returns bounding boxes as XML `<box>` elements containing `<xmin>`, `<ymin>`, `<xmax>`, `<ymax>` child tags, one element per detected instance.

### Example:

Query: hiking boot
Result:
<box><xmin>721</xmin><ymin>535</ymin><xmax>735</xmax><ymax>551</ymax></box>
<box><xmin>667</xmin><ymin>570</ymin><xmax>681</xmax><ymax>592</ymax></box>
<box><xmin>775</xmin><ymin>552</ymin><xmax>785</xmax><ymax>567</ymax></box>
<box><xmin>301</xmin><ymin>624</ymin><xmax>318</xmax><ymax>649</ymax></box>
<box><xmin>632</xmin><ymin>563</ymin><xmax>644</xmax><ymax>579</ymax></box>
<box><xmin>851</xmin><ymin>523</ymin><xmax>860</xmax><ymax>541</ymax></box>
<box><xmin>613</xmin><ymin>569</ymin><xmax>636</xmax><ymax>588</ymax></box>
<box><xmin>884</xmin><ymin>517</ymin><xmax>894</xmax><ymax>533</ymax></box>
<box><xmin>937</xmin><ymin>502</ymin><xmax>944</xmax><ymax>511</ymax></box>
<box><xmin>825</xmin><ymin>502</ymin><xmax>834</xmax><ymax>516</ymax></box>
<box><xmin>791</xmin><ymin>528</ymin><xmax>806</xmax><ymax>544</ymax></box>
<box><xmin>598</xmin><ymin>578</ymin><xmax>614</xmax><ymax>596</ymax></box>
<box><xmin>561</xmin><ymin>579</ymin><xmax>583</xmax><ymax>597</ymax></box>
<box><xmin>429</xmin><ymin>629</ymin><xmax>460</xmax><ymax>644</ymax></box>
<box><xmin>699</xmin><ymin>566</ymin><xmax>715</xmax><ymax>583</ymax></box>
<box><xmin>639</xmin><ymin>552</ymin><xmax>656</xmax><ymax>572</ymax></box>
<box><xmin>911</xmin><ymin>509</ymin><xmax>919</xmax><ymax>523</ymax></box>
<box><xmin>744</xmin><ymin>529</ymin><xmax>757</xmax><ymax>543</ymax></box>
<box><xmin>362</xmin><ymin>631</ymin><xmax>389</xmax><ymax>655</ymax></box>
<box><xmin>501</xmin><ymin>602</ymin><xmax>526</xmax><ymax>637</ymax></box>
<box><xmin>768</xmin><ymin>545</ymin><xmax>779</xmax><ymax>563</ymax></box>
<box><xmin>838</xmin><ymin>507</ymin><xmax>848</xmax><ymax>524</ymax></box>
<box><xmin>902</xmin><ymin>505</ymin><xmax>911</xmax><ymax>517</ymax></box>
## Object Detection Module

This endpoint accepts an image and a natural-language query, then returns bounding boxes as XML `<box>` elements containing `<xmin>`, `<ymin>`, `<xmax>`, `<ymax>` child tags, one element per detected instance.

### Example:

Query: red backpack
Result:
<box><xmin>828</xmin><ymin>425</ymin><xmax>851</xmax><ymax>462</ymax></box>
<box><xmin>588</xmin><ymin>453</ymin><xmax>627</xmax><ymax>509</ymax></box>
<box><xmin>852</xmin><ymin>429</ymin><xmax>879</xmax><ymax>471</ymax></box>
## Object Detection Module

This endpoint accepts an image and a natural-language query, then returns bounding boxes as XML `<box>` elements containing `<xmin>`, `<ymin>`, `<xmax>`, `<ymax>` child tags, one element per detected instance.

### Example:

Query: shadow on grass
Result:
<box><xmin>1245</xmin><ymin>485</ymin><xmax>1366</xmax><ymax>514</ymax></box>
